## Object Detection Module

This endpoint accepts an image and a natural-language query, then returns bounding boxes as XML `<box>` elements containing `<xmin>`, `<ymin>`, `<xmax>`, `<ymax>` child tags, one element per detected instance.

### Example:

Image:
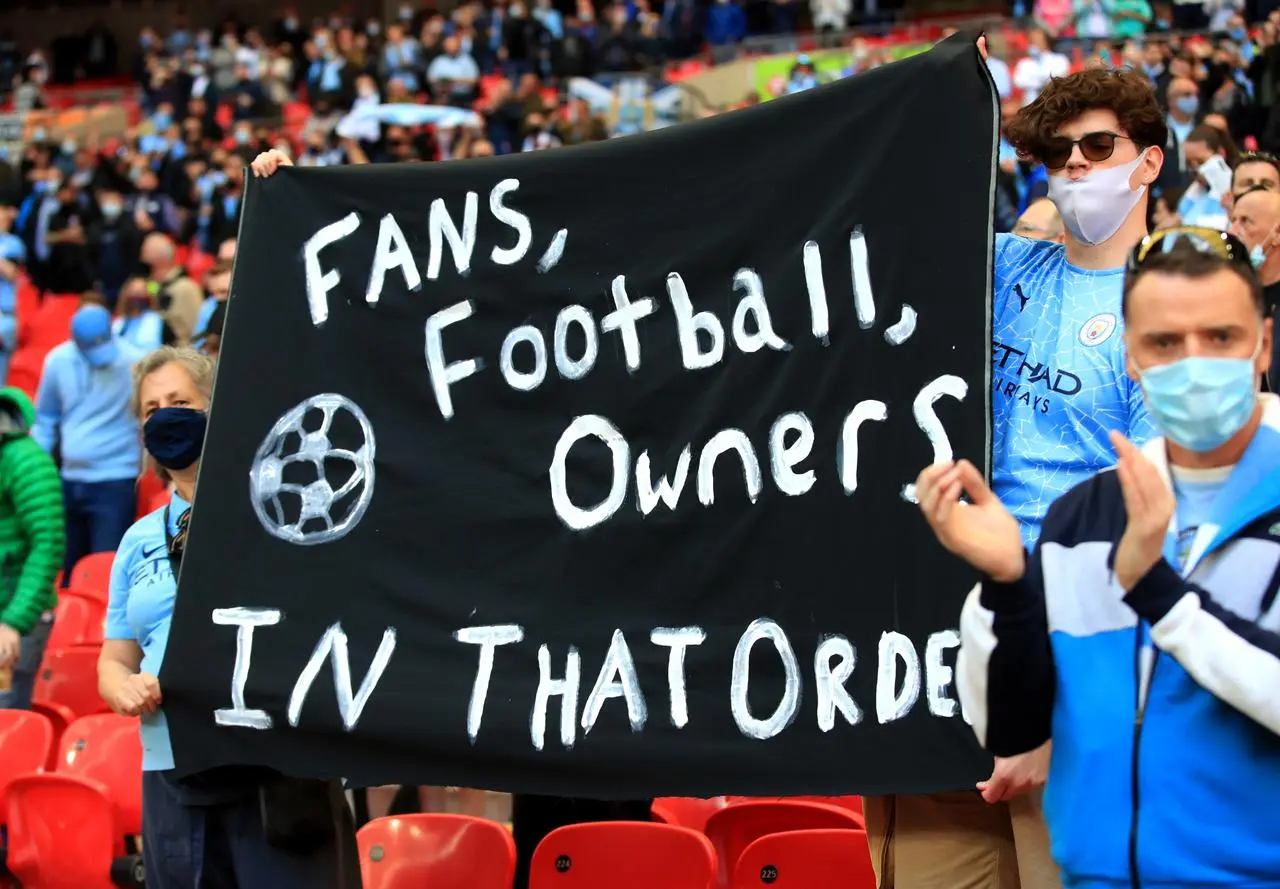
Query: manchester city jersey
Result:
<box><xmin>992</xmin><ymin>234</ymin><xmax>1156</xmax><ymax>546</ymax></box>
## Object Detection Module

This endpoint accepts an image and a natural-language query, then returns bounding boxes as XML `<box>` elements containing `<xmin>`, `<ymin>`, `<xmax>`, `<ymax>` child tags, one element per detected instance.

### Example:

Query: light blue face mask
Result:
<box><xmin>1139</xmin><ymin>340</ymin><xmax>1262</xmax><ymax>452</ymax></box>
<box><xmin>1251</xmin><ymin>243</ymin><xmax>1267</xmax><ymax>268</ymax></box>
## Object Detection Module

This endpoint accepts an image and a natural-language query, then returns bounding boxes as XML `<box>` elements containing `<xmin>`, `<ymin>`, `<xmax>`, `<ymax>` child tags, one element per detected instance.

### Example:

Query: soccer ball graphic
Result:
<box><xmin>249</xmin><ymin>394</ymin><xmax>376</xmax><ymax>546</ymax></box>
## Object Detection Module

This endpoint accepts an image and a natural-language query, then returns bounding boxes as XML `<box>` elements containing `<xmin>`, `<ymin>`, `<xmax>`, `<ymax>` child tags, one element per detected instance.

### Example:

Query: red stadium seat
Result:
<box><xmin>29</xmin><ymin>701</ymin><xmax>76</xmax><ymax>770</ymax></box>
<box><xmin>58</xmin><ymin>714</ymin><xmax>143</xmax><ymax>837</ymax></box>
<box><xmin>358</xmin><ymin>814</ymin><xmax>516</xmax><ymax>889</ymax></box>
<box><xmin>68</xmin><ymin>552</ymin><xmax>114</xmax><ymax>601</ymax></box>
<box><xmin>651</xmin><ymin>797</ymin><xmax>729</xmax><ymax>832</ymax></box>
<box><xmin>27</xmin><ymin>295</ymin><xmax>79</xmax><ymax>352</ymax></box>
<box><xmin>730</xmin><ymin>829</ymin><xmax>875</xmax><ymax>889</ymax></box>
<box><xmin>47</xmin><ymin>589</ymin><xmax>107</xmax><ymax>650</ymax></box>
<box><xmin>724</xmin><ymin>796</ymin><xmax>864</xmax><ymax>827</ymax></box>
<box><xmin>4</xmin><ymin>773</ymin><xmax>122</xmax><ymax>889</ymax></box>
<box><xmin>0</xmin><ymin>710</ymin><xmax>53</xmax><ymax>813</ymax></box>
<box><xmin>704</xmin><ymin>801</ymin><xmax>862</xmax><ymax>887</ymax></box>
<box><xmin>34</xmin><ymin>645</ymin><xmax>111</xmax><ymax>720</ymax></box>
<box><xmin>530</xmin><ymin>822</ymin><xmax>716</xmax><ymax>889</ymax></box>
<box><xmin>136</xmin><ymin>472</ymin><xmax>169</xmax><ymax>518</ymax></box>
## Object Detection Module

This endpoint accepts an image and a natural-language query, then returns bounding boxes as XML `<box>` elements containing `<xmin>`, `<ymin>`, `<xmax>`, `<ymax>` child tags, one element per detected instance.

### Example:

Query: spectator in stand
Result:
<box><xmin>114</xmin><ymin>276</ymin><xmax>169</xmax><ymax>352</ymax></box>
<box><xmin>1228</xmin><ymin>186</ymin><xmax>1280</xmax><ymax>388</ymax></box>
<box><xmin>130</xmin><ymin>168</ymin><xmax>182</xmax><ymax>238</ymax></box>
<box><xmin>428</xmin><ymin>36</ymin><xmax>481</xmax><ymax>108</ymax></box>
<box><xmin>1161</xmin><ymin>76</ymin><xmax>1203</xmax><ymax>190</ymax></box>
<box><xmin>99</xmin><ymin>346</ymin><xmax>361</xmax><ymax>889</ymax></box>
<box><xmin>216</xmin><ymin>237</ymin><xmax>236</xmax><ymax>264</ymax></box>
<box><xmin>194</xmin><ymin>300</ymin><xmax>225</xmax><ymax>360</ymax></box>
<box><xmin>1231</xmin><ymin>150</ymin><xmax>1280</xmax><ymax>203</ymax></box>
<box><xmin>0</xmin><ymin>203</ymin><xmax>25</xmax><ymax>385</ymax></box>
<box><xmin>705</xmin><ymin>0</ymin><xmax>748</xmax><ymax>60</ymax></box>
<box><xmin>141</xmin><ymin>233</ymin><xmax>203</xmax><ymax>346</ymax></box>
<box><xmin>33</xmin><ymin>302</ymin><xmax>144</xmax><ymax>586</ymax></box>
<box><xmin>194</xmin><ymin>262</ymin><xmax>231</xmax><ymax>343</ymax></box>
<box><xmin>42</xmin><ymin>178</ymin><xmax>96</xmax><ymax>297</ymax></box>
<box><xmin>1177</xmin><ymin>124</ymin><xmax>1234</xmax><ymax>226</ymax></box>
<box><xmin>0</xmin><ymin>383</ymin><xmax>64</xmax><ymax>711</ymax></box>
<box><xmin>383</xmin><ymin>23</ymin><xmax>423</xmax><ymax>93</ymax></box>
<box><xmin>92</xmin><ymin>186</ymin><xmax>142</xmax><ymax>310</ymax></box>
<box><xmin>204</xmin><ymin>153</ymin><xmax>246</xmax><ymax>252</ymax></box>
<box><xmin>1013</xmin><ymin>29</ymin><xmax>1069</xmax><ymax>104</ymax></box>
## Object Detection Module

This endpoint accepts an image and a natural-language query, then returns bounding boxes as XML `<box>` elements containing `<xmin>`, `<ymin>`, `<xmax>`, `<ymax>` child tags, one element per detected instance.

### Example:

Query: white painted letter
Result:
<box><xmin>302</xmin><ymin>212</ymin><xmax>361</xmax><ymax>326</ymax></box>
<box><xmin>601</xmin><ymin>276</ymin><xmax>657</xmax><ymax>373</ymax></box>
<box><xmin>636</xmin><ymin>447</ymin><xmax>692</xmax><ymax>515</ymax></box>
<box><xmin>212</xmin><ymin>607</ymin><xmax>281</xmax><ymax>730</ymax></box>
<box><xmin>697</xmin><ymin>429</ymin><xmax>762</xmax><ymax>507</ymax></box>
<box><xmin>531</xmin><ymin>645</ymin><xmax>581</xmax><ymax>751</ymax></box>
<box><xmin>850</xmin><ymin>227</ymin><xmax>876</xmax><ymax>329</ymax></box>
<box><xmin>876</xmin><ymin>631</ymin><xmax>921</xmax><ymax>724</ymax></box>
<box><xmin>454</xmin><ymin>624</ymin><xmax>525</xmax><ymax>743</ymax></box>
<box><xmin>802</xmin><ymin>240</ymin><xmax>830</xmax><ymax>343</ymax></box>
<box><xmin>925</xmin><ymin>629</ymin><xmax>961</xmax><ymax>718</ymax></box>
<box><xmin>428</xmin><ymin>192</ymin><xmax>479</xmax><ymax>280</ymax></box>
<box><xmin>499</xmin><ymin>325</ymin><xmax>547</xmax><ymax>392</ymax></box>
<box><xmin>667</xmin><ymin>272</ymin><xmax>725</xmax><ymax>371</ymax></box>
<box><xmin>581</xmin><ymin>630</ymin><xmax>647</xmax><ymax>735</ymax></box>
<box><xmin>731</xmin><ymin>269</ymin><xmax>789</xmax><ymax>354</ymax></box>
<box><xmin>365</xmin><ymin>213</ymin><xmax>421</xmax><ymax>307</ymax></box>
<box><xmin>730</xmin><ymin>618</ymin><xmax>801</xmax><ymax>740</ymax></box>
<box><xmin>903</xmin><ymin>374</ymin><xmax>968</xmax><ymax>502</ymax></box>
<box><xmin>550</xmin><ymin>415</ymin><xmax>630</xmax><ymax>531</ymax></box>
<box><xmin>287</xmin><ymin>623</ymin><xmax>397</xmax><ymax>731</ymax></box>
<box><xmin>490</xmin><ymin>178</ymin><xmax>532</xmax><ymax>265</ymax></box>
<box><xmin>815</xmin><ymin>635</ymin><xmax>862</xmax><ymax>732</ymax></box>
<box><xmin>554</xmin><ymin>305</ymin><xmax>599</xmax><ymax>381</ymax></box>
<box><xmin>769</xmin><ymin>412</ymin><xmax>815</xmax><ymax>497</ymax></box>
<box><xmin>651</xmin><ymin>627</ymin><xmax>706</xmax><ymax>729</ymax></box>
<box><xmin>424</xmin><ymin>300</ymin><xmax>482</xmax><ymax>420</ymax></box>
<box><xmin>838</xmin><ymin>400</ymin><xmax>888</xmax><ymax>495</ymax></box>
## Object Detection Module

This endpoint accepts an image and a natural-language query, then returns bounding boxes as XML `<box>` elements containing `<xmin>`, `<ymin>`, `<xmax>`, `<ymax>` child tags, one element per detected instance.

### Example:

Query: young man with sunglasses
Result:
<box><xmin>919</xmin><ymin>229</ymin><xmax>1280</xmax><ymax>888</ymax></box>
<box><xmin>864</xmin><ymin>65</ymin><xmax>1163</xmax><ymax>889</ymax></box>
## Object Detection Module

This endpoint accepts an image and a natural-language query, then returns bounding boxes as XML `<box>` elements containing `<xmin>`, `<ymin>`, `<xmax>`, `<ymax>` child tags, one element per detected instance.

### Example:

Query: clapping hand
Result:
<box><xmin>915</xmin><ymin>459</ymin><xmax>1025</xmax><ymax>583</ymax></box>
<box><xmin>1109</xmin><ymin>432</ymin><xmax>1174</xmax><ymax>590</ymax></box>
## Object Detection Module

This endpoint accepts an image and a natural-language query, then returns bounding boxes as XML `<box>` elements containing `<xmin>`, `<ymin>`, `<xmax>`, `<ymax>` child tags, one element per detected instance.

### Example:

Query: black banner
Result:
<box><xmin>163</xmin><ymin>34</ymin><xmax>997</xmax><ymax>798</ymax></box>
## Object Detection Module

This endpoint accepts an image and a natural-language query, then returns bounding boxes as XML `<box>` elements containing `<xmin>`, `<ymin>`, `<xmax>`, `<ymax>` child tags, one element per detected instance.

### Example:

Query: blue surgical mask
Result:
<box><xmin>143</xmin><ymin>407</ymin><xmax>208</xmax><ymax>470</ymax></box>
<box><xmin>1139</xmin><ymin>344</ymin><xmax>1262</xmax><ymax>452</ymax></box>
<box><xmin>1175</xmin><ymin>94</ymin><xmax>1199</xmax><ymax>117</ymax></box>
<box><xmin>153</xmin><ymin>112</ymin><xmax>172</xmax><ymax>130</ymax></box>
<box><xmin>100</xmin><ymin>202</ymin><xmax>122</xmax><ymax>221</ymax></box>
<box><xmin>1251</xmin><ymin>243</ymin><xmax>1267</xmax><ymax>268</ymax></box>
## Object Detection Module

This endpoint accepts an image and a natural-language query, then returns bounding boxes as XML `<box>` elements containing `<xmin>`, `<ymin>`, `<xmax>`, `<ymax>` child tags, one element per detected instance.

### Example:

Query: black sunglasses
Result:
<box><xmin>1039</xmin><ymin>131</ymin><xmax>1136</xmax><ymax>170</ymax></box>
<box><xmin>1126</xmin><ymin>226</ymin><xmax>1252</xmax><ymax>275</ymax></box>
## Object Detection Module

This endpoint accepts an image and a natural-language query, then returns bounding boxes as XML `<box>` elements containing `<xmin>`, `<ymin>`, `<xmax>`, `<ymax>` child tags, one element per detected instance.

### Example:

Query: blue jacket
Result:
<box><xmin>958</xmin><ymin>394</ymin><xmax>1280</xmax><ymax>888</ymax></box>
<box><xmin>32</xmin><ymin>340</ymin><xmax>144</xmax><ymax>483</ymax></box>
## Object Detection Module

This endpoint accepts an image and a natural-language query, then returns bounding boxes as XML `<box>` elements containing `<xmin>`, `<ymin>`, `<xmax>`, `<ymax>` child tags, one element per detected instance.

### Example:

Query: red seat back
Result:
<box><xmin>69</xmin><ymin>552</ymin><xmax>114</xmax><ymax>601</ymax></box>
<box><xmin>136</xmin><ymin>473</ymin><xmax>169</xmax><ymax>519</ymax></box>
<box><xmin>47</xmin><ymin>590</ymin><xmax>106</xmax><ymax>650</ymax></box>
<box><xmin>651</xmin><ymin>797</ymin><xmax>729</xmax><ymax>833</ymax></box>
<box><xmin>705</xmin><ymin>801</ymin><xmax>862</xmax><ymax>887</ymax></box>
<box><xmin>530</xmin><ymin>822</ymin><xmax>716</xmax><ymax>889</ymax></box>
<box><xmin>34</xmin><ymin>645</ymin><xmax>111</xmax><ymax>720</ymax></box>
<box><xmin>357</xmin><ymin>814</ymin><xmax>516</xmax><ymax>889</ymax></box>
<box><xmin>59</xmin><ymin>714</ymin><xmax>144</xmax><ymax>837</ymax></box>
<box><xmin>731</xmin><ymin>829</ymin><xmax>876</xmax><ymax>888</ymax></box>
<box><xmin>0</xmin><ymin>710</ymin><xmax>53</xmax><ymax>807</ymax></box>
<box><xmin>29</xmin><ymin>701</ymin><xmax>76</xmax><ymax>770</ymax></box>
<box><xmin>725</xmin><ymin>796</ymin><xmax>864</xmax><ymax>826</ymax></box>
<box><xmin>4</xmin><ymin>773</ymin><xmax>120</xmax><ymax>889</ymax></box>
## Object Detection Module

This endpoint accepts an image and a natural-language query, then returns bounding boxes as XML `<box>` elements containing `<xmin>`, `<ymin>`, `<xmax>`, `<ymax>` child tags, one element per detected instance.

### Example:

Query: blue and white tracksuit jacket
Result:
<box><xmin>958</xmin><ymin>393</ymin><xmax>1280</xmax><ymax>889</ymax></box>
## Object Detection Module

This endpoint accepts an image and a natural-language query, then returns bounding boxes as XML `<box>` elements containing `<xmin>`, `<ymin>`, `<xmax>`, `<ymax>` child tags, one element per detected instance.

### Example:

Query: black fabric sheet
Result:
<box><xmin>163</xmin><ymin>34</ymin><xmax>998</xmax><ymax>798</ymax></box>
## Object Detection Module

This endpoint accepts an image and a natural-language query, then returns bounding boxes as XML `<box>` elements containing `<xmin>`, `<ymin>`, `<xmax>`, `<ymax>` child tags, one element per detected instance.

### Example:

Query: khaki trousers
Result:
<box><xmin>863</xmin><ymin>789</ymin><xmax>1060</xmax><ymax>889</ymax></box>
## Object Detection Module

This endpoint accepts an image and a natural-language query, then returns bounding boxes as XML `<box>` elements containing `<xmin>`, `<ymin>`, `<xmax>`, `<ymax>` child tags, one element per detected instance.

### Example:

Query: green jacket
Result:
<box><xmin>0</xmin><ymin>387</ymin><xmax>65</xmax><ymax>634</ymax></box>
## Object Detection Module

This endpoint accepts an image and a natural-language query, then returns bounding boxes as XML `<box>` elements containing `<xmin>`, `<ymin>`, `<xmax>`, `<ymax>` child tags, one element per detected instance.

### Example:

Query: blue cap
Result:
<box><xmin>71</xmin><ymin>305</ymin><xmax>118</xmax><ymax>368</ymax></box>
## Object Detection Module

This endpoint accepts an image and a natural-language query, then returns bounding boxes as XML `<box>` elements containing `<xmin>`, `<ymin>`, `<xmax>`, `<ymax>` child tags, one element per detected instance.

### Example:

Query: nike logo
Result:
<box><xmin>1014</xmin><ymin>283</ymin><xmax>1029</xmax><ymax>312</ymax></box>
<box><xmin>141</xmin><ymin>543</ymin><xmax>167</xmax><ymax>561</ymax></box>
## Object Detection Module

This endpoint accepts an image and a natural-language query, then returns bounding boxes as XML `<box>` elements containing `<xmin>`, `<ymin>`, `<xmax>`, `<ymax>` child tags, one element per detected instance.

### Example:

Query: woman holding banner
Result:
<box><xmin>96</xmin><ymin>346</ymin><xmax>362</xmax><ymax>889</ymax></box>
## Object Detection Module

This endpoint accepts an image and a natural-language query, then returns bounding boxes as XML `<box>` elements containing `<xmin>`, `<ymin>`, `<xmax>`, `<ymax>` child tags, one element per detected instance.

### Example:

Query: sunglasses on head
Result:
<box><xmin>1126</xmin><ymin>226</ymin><xmax>1252</xmax><ymax>274</ymax></box>
<box><xmin>1238</xmin><ymin>150</ymin><xmax>1280</xmax><ymax>167</ymax></box>
<box><xmin>1039</xmin><ymin>131</ymin><xmax>1136</xmax><ymax>170</ymax></box>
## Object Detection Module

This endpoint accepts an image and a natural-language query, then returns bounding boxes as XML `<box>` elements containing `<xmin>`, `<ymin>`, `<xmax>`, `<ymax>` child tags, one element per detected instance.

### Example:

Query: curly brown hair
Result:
<box><xmin>1005</xmin><ymin>68</ymin><xmax>1167</xmax><ymax>165</ymax></box>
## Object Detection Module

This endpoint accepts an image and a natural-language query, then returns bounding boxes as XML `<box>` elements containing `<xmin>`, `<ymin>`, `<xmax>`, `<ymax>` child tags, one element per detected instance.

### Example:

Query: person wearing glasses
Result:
<box><xmin>921</xmin><ymin>228</ymin><xmax>1280</xmax><ymax>888</ymax></box>
<box><xmin>863</xmin><ymin>64</ymin><xmax>1164</xmax><ymax>889</ymax></box>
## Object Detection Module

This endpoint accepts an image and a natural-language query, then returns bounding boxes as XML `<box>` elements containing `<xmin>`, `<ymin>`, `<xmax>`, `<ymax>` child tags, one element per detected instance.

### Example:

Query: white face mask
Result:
<box><xmin>1047</xmin><ymin>148</ymin><xmax>1151</xmax><ymax>247</ymax></box>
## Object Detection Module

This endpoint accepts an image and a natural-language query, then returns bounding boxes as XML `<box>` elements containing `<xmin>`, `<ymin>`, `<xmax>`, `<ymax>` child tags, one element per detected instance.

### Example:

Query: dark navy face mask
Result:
<box><xmin>143</xmin><ymin>407</ymin><xmax>208</xmax><ymax>470</ymax></box>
